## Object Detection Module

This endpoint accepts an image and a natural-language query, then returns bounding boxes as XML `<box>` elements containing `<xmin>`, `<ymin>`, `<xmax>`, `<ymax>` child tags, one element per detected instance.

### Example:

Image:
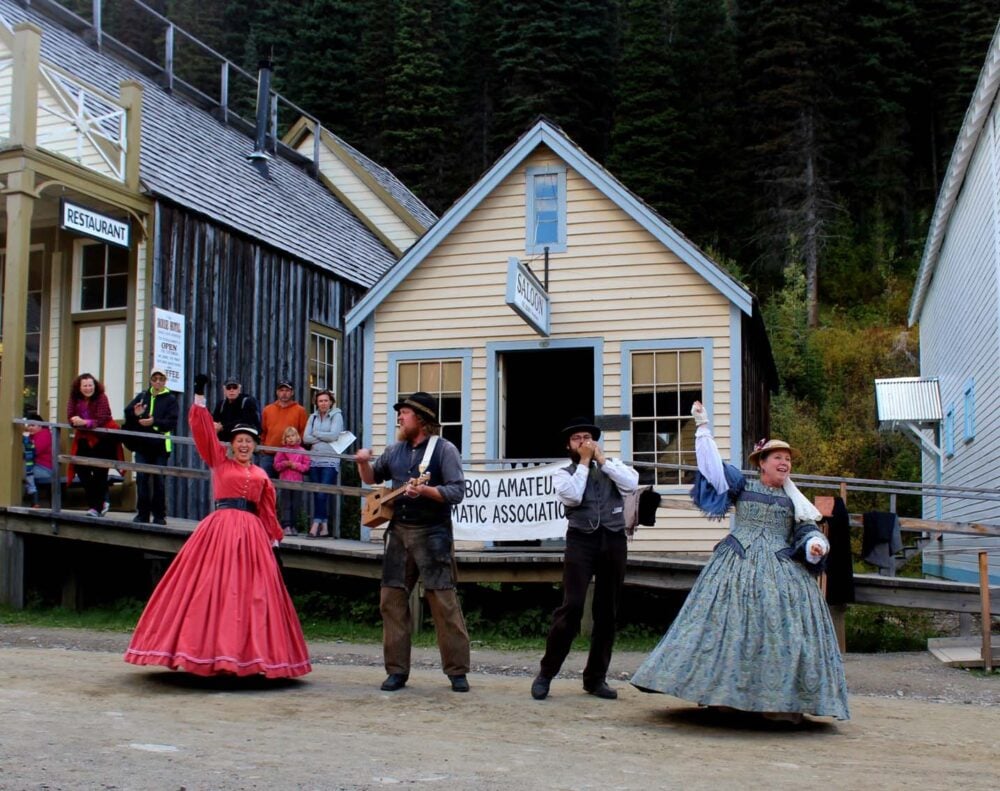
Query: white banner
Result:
<box><xmin>451</xmin><ymin>462</ymin><xmax>568</xmax><ymax>541</ymax></box>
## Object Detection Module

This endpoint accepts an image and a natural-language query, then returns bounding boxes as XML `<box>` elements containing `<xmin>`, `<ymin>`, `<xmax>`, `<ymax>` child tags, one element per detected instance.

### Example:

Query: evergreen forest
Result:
<box><xmin>74</xmin><ymin>0</ymin><xmax>1000</xmax><ymax>501</ymax></box>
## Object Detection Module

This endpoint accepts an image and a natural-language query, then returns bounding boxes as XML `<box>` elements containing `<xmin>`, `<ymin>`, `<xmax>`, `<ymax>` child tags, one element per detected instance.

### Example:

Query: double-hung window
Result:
<box><xmin>525</xmin><ymin>165</ymin><xmax>567</xmax><ymax>254</ymax></box>
<box><xmin>308</xmin><ymin>323</ymin><xmax>341</xmax><ymax>403</ymax></box>
<box><xmin>630</xmin><ymin>348</ymin><xmax>704</xmax><ymax>485</ymax></box>
<box><xmin>396</xmin><ymin>358</ymin><xmax>463</xmax><ymax>451</ymax></box>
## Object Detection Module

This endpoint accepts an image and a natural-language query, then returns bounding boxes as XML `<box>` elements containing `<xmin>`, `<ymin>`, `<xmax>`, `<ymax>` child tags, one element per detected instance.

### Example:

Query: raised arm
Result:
<box><xmin>189</xmin><ymin>399</ymin><xmax>227</xmax><ymax>467</ymax></box>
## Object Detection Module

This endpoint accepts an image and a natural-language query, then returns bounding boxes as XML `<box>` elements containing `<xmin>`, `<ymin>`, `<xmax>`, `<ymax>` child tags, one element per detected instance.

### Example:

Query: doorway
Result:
<box><xmin>499</xmin><ymin>348</ymin><xmax>594</xmax><ymax>460</ymax></box>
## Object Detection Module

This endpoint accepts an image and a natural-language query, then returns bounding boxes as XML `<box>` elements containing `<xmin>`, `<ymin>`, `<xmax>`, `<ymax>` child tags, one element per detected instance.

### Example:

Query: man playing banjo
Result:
<box><xmin>355</xmin><ymin>392</ymin><xmax>471</xmax><ymax>693</ymax></box>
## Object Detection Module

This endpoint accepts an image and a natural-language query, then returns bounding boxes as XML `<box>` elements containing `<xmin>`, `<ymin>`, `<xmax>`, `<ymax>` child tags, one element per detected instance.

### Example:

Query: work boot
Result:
<box><xmin>380</xmin><ymin>673</ymin><xmax>408</xmax><ymax>691</ymax></box>
<box><xmin>448</xmin><ymin>674</ymin><xmax>470</xmax><ymax>693</ymax></box>
<box><xmin>531</xmin><ymin>674</ymin><xmax>551</xmax><ymax>700</ymax></box>
<box><xmin>583</xmin><ymin>681</ymin><xmax>618</xmax><ymax>700</ymax></box>
<box><xmin>132</xmin><ymin>514</ymin><xmax>150</xmax><ymax>524</ymax></box>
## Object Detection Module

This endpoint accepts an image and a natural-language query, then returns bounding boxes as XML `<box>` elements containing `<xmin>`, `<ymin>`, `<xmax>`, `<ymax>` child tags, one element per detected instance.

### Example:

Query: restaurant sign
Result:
<box><xmin>60</xmin><ymin>199</ymin><xmax>130</xmax><ymax>248</ymax></box>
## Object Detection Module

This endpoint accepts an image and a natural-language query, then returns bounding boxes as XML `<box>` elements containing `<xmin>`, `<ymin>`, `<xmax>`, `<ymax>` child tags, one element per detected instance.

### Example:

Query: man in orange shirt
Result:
<box><xmin>259</xmin><ymin>379</ymin><xmax>307</xmax><ymax>478</ymax></box>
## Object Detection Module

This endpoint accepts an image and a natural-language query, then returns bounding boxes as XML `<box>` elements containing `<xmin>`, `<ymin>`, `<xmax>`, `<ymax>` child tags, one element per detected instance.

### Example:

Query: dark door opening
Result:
<box><xmin>501</xmin><ymin>348</ymin><xmax>594</xmax><ymax>459</ymax></box>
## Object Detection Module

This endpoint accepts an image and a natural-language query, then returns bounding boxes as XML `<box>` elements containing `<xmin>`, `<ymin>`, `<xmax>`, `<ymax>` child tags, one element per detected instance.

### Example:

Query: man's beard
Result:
<box><xmin>569</xmin><ymin>449</ymin><xmax>582</xmax><ymax>465</ymax></box>
<box><xmin>397</xmin><ymin>423</ymin><xmax>418</xmax><ymax>442</ymax></box>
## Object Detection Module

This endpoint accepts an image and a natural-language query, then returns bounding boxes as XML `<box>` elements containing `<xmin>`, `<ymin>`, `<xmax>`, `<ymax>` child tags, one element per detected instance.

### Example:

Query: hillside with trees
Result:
<box><xmin>80</xmin><ymin>0</ymin><xmax>1000</xmax><ymax>501</ymax></box>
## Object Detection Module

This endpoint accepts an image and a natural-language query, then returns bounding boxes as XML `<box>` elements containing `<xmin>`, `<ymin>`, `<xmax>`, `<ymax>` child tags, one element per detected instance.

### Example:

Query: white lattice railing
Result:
<box><xmin>36</xmin><ymin>62</ymin><xmax>127</xmax><ymax>182</ymax></box>
<box><xmin>0</xmin><ymin>56</ymin><xmax>12</xmax><ymax>141</ymax></box>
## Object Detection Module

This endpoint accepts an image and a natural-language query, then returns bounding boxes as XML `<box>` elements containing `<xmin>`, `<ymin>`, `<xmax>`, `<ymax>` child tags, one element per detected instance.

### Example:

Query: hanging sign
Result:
<box><xmin>60</xmin><ymin>199</ymin><xmax>130</xmax><ymax>248</ymax></box>
<box><xmin>451</xmin><ymin>462</ymin><xmax>567</xmax><ymax>540</ymax></box>
<box><xmin>505</xmin><ymin>257</ymin><xmax>550</xmax><ymax>336</ymax></box>
<box><xmin>153</xmin><ymin>307</ymin><xmax>185</xmax><ymax>391</ymax></box>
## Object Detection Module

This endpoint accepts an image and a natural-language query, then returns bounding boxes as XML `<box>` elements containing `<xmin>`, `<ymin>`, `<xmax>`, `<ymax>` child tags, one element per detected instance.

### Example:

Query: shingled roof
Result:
<box><xmin>1</xmin><ymin>0</ymin><xmax>399</xmax><ymax>289</ymax></box>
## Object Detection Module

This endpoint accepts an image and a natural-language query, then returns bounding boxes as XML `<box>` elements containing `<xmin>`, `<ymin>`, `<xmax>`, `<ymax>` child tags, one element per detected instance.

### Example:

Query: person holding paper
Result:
<box><xmin>355</xmin><ymin>392</ymin><xmax>470</xmax><ymax>693</ymax></box>
<box><xmin>303</xmin><ymin>389</ymin><xmax>345</xmax><ymax>538</ymax></box>
<box><xmin>530</xmin><ymin>417</ymin><xmax>638</xmax><ymax>702</ymax></box>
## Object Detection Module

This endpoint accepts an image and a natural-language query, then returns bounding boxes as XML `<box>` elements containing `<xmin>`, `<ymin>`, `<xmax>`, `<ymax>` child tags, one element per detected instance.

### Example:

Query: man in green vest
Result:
<box><xmin>124</xmin><ymin>368</ymin><xmax>179</xmax><ymax>525</ymax></box>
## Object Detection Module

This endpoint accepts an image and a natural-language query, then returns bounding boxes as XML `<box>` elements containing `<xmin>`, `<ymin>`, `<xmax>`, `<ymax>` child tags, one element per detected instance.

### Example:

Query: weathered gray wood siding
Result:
<box><xmin>150</xmin><ymin>202</ymin><xmax>366</xmax><ymax>519</ymax></box>
<box><xmin>919</xmin><ymin>108</ymin><xmax>1000</xmax><ymax>533</ymax></box>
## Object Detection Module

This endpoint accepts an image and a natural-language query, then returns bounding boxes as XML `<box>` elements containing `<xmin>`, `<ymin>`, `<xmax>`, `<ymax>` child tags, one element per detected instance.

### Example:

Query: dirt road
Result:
<box><xmin>1</xmin><ymin>627</ymin><xmax>999</xmax><ymax>790</ymax></box>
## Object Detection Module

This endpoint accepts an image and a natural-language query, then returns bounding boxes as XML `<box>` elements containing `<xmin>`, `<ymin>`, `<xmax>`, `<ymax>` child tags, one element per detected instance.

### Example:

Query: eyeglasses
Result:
<box><xmin>569</xmin><ymin>433</ymin><xmax>593</xmax><ymax>443</ymax></box>
<box><xmin>151</xmin><ymin>375</ymin><xmax>167</xmax><ymax>382</ymax></box>
<box><xmin>225</xmin><ymin>384</ymin><xmax>240</xmax><ymax>390</ymax></box>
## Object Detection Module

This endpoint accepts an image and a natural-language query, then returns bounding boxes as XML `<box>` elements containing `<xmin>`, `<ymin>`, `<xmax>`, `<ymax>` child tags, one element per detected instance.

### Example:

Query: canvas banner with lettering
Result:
<box><xmin>451</xmin><ymin>462</ymin><xmax>568</xmax><ymax>540</ymax></box>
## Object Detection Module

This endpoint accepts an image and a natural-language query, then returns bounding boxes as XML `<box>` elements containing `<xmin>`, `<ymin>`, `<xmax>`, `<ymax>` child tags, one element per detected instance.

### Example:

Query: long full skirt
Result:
<box><xmin>124</xmin><ymin>510</ymin><xmax>311</xmax><ymax>678</ymax></box>
<box><xmin>631</xmin><ymin>540</ymin><xmax>849</xmax><ymax>719</ymax></box>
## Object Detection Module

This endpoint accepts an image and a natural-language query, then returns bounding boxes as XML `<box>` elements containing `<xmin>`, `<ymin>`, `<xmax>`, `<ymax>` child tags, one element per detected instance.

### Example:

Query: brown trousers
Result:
<box><xmin>380</xmin><ymin>586</ymin><xmax>470</xmax><ymax>676</ymax></box>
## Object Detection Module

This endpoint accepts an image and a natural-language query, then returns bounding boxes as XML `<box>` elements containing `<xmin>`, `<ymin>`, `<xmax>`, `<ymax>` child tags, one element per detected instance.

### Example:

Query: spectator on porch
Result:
<box><xmin>212</xmin><ymin>376</ymin><xmax>260</xmax><ymax>439</ymax></box>
<box><xmin>260</xmin><ymin>379</ymin><xmax>307</xmax><ymax>479</ymax></box>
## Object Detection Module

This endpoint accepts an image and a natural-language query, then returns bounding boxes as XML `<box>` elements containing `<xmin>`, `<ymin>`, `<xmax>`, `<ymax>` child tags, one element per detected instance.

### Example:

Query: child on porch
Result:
<box><xmin>274</xmin><ymin>426</ymin><xmax>310</xmax><ymax>536</ymax></box>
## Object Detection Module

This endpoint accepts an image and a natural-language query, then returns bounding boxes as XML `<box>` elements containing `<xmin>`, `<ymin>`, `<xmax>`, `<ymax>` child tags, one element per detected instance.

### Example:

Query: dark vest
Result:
<box><xmin>563</xmin><ymin>462</ymin><xmax>626</xmax><ymax>534</ymax></box>
<box><xmin>388</xmin><ymin>438</ymin><xmax>450</xmax><ymax>525</ymax></box>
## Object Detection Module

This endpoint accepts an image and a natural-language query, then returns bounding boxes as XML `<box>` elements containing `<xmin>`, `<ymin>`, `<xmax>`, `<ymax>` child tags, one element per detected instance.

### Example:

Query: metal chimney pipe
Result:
<box><xmin>248</xmin><ymin>58</ymin><xmax>272</xmax><ymax>160</ymax></box>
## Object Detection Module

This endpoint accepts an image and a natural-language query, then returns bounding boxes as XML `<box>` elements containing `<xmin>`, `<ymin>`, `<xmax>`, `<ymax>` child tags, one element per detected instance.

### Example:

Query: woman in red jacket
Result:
<box><xmin>66</xmin><ymin>373</ymin><xmax>115</xmax><ymax>517</ymax></box>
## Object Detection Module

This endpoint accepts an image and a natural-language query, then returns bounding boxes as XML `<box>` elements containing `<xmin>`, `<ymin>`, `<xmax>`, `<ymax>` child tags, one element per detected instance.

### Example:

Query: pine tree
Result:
<box><xmin>380</xmin><ymin>0</ymin><xmax>460</xmax><ymax>211</ymax></box>
<box><xmin>735</xmin><ymin>0</ymin><xmax>849</xmax><ymax>324</ymax></box>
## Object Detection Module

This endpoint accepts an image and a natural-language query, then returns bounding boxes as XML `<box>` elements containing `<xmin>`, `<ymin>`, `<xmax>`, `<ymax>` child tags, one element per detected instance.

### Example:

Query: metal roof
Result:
<box><xmin>2</xmin><ymin>0</ymin><xmax>397</xmax><ymax>289</ymax></box>
<box><xmin>874</xmin><ymin>377</ymin><xmax>943</xmax><ymax>426</ymax></box>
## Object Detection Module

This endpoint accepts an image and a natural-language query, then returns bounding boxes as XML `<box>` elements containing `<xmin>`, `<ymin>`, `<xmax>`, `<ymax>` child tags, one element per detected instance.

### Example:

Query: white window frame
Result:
<box><xmin>307</xmin><ymin>322</ymin><xmax>342</xmax><ymax>405</ymax></box>
<box><xmin>621</xmin><ymin>339</ymin><xmax>713</xmax><ymax>490</ymax></box>
<box><xmin>525</xmin><ymin>165</ymin><xmax>567</xmax><ymax>254</ymax></box>
<box><xmin>71</xmin><ymin>238</ymin><xmax>129</xmax><ymax>313</ymax></box>
<box><xmin>387</xmin><ymin>349</ymin><xmax>472</xmax><ymax>453</ymax></box>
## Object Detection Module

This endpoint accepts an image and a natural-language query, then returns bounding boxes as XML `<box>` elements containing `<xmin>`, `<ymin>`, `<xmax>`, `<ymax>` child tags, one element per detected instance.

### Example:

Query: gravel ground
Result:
<box><xmin>1</xmin><ymin>626</ymin><xmax>999</xmax><ymax>790</ymax></box>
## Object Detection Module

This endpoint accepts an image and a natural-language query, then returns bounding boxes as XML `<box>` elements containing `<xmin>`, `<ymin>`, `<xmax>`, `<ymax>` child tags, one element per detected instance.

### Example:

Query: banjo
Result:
<box><xmin>361</xmin><ymin>473</ymin><xmax>430</xmax><ymax>528</ymax></box>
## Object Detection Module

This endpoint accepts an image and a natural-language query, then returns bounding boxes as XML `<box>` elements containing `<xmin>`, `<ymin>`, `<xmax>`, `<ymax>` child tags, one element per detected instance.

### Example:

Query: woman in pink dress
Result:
<box><xmin>124</xmin><ymin>375</ymin><xmax>311</xmax><ymax>678</ymax></box>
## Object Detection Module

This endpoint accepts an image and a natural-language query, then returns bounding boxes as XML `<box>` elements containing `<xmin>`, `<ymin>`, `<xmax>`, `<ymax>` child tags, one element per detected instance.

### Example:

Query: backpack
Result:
<box><xmin>624</xmin><ymin>485</ymin><xmax>662</xmax><ymax>540</ymax></box>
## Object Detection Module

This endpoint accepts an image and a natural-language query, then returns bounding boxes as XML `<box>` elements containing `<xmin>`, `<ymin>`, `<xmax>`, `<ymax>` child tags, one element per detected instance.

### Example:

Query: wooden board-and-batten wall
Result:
<box><xmin>369</xmin><ymin>147</ymin><xmax>738</xmax><ymax>553</ymax></box>
<box><xmin>150</xmin><ymin>203</ymin><xmax>367</xmax><ymax>519</ymax></box>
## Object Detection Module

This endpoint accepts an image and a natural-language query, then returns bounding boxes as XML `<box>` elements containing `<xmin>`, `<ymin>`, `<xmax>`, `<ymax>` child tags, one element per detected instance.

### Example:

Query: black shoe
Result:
<box><xmin>152</xmin><ymin>517</ymin><xmax>167</xmax><ymax>526</ymax></box>
<box><xmin>380</xmin><ymin>673</ymin><xmax>408</xmax><ymax>691</ymax></box>
<box><xmin>448</xmin><ymin>674</ymin><xmax>470</xmax><ymax>693</ymax></box>
<box><xmin>132</xmin><ymin>514</ymin><xmax>149</xmax><ymax>524</ymax></box>
<box><xmin>531</xmin><ymin>674</ymin><xmax>551</xmax><ymax>700</ymax></box>
<box><xmin>584</xmin><ymin>681</ymin><xmax>618</xmax><ymax>700</ymax></box>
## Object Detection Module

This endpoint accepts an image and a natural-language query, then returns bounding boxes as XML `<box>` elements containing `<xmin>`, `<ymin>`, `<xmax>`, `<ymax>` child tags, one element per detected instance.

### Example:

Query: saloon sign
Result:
<box><xmin>451</xmin><ymin>462</ymin><xmax>568</xmax><ymax>540</ymax></box>
<box><xmin>505</xmin><ymin>256</ymin><xmax>550</xmax><ymax>336</ymax></box>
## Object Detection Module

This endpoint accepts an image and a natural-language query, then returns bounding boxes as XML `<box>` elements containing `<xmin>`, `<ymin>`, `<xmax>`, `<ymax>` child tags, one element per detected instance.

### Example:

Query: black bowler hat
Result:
<box><xmin>229</xmin><ymin>423</ymin><xmax>260</xmax><ymax>442</ymax></box>
<box><xmin>562</xmin><ymin>416</ymin><xmax>601</xmax><ymax>442</ymax></box>
<box><xmin>393</xmin><ymin>392</ymin><xmax>440</xmax><ymax>426</ymax></box>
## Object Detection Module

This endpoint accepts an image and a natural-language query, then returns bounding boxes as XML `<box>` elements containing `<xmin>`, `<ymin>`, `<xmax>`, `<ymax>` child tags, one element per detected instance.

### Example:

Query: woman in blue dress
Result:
<box><xmin>631</xmin><ymin>402</ymin><xmax>849</xmax><ymax>723</ymax></box>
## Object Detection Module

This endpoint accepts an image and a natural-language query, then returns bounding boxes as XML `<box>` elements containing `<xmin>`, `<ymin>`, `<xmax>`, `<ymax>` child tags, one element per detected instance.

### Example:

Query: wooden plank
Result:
<box><xmin>981</xmin><ymin>551</ymin><xmax>993</xmax><ymax>672</ymax></box>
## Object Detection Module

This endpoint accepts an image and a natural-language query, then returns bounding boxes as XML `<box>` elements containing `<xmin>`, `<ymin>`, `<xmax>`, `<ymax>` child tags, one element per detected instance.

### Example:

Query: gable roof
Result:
<box><xmin>910</xmin><ymin>20</ymin><xmax>1000</xmax><ymax>326</ymax></box>
<box><xmin>346</xmin><ymin>118</ymin><xmax>753</xmax><ymax>334</ymax></box>
<box><xmin>1</xmin><ymin>0</ymin><xmax>397</xmax><ymax>289</ymax></box>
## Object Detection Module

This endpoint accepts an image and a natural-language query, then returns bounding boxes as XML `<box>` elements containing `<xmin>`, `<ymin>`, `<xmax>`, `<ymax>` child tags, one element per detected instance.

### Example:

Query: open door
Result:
<box><xmin>499</xmin><ymin>347</ymin><xmax>594</xmax><ymax>460</ymax></box>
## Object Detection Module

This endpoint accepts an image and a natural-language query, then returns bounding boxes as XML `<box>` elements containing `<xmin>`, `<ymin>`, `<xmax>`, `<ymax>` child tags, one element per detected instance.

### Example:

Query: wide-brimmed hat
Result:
<box><xmin>748</xmin><ymin>438</ymin><xmax>799</xmax><ymax>467</ymax></box>
<box><xmin>229</xmin><ymin>423</ymin><xmax>260</xmax><ymax>442</ymax></box>
<box><xmin>561</xmin><ymin>416</ymin><xmax>601</xmax><ymax>442</ymax></box>
<box><xmin>393</xmin><ymin>392</ymin><xmax>439</xmax><ymax>425</ymax></box>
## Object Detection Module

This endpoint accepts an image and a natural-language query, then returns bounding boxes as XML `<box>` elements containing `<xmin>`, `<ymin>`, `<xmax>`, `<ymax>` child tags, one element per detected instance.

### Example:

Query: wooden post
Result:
<box><xmin>979</xmin><ymin>551</ymin><xmax>992</xmax><ymax>672</ymax></box>
<box><xmin>0</xmin><ymin>168</ymin><xmax>36</xmax><ymax>507</ymax></box>
<box><xmin>119</xmin><ymin>80</ymin><xmax>144</xmax><ymax>192</ymax></box>
<box><xmin>0</xmin><ymin>528</ymin><xmax>26</xmax><ymax>609</ymax></box>
<box><xmin>834</xmin><ymin>485</ymin><xmax>848</xmax><ymax>653</ymax></box>
<box><xmin>10</xmin><ymin>23</ymin><xmax>41</xmax><ymax>148</ymax></box>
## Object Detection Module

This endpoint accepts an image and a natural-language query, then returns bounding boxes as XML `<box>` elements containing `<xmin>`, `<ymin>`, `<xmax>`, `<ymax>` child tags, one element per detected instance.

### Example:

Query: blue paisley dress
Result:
<box><xmin>631</xmin><ymin>474</ymin><xmax>850</xmax><ymax>720</ymax></box>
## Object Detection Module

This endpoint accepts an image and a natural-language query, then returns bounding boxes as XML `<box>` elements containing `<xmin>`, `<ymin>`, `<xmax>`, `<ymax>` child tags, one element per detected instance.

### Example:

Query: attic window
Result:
<box><xmin>525</xmin><ymin>165</ymin><xmax>567</xmax><ymax>254</ymax></box>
